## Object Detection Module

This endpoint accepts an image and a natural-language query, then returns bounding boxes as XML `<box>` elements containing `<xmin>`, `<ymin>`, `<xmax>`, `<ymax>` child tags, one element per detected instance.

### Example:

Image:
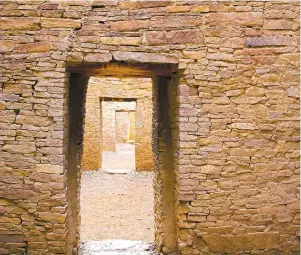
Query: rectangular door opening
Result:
<box><xmin>67</xmin><ymin>62</ymin><xmax>179</xmax><ymax>255</ymax></box>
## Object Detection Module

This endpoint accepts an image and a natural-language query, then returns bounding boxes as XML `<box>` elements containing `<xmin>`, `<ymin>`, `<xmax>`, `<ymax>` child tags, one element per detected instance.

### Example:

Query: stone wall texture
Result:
<box><xmin>116</xmin><ymin>110</ymin><xmax>132</xmax><ymax>143</ymax></box>
<box><xmin>0</xmin><ymin>1</ymin><xmax>300</xmax><ymax>255</ymax></box>
<box><xmin>81</xmin><ymin>77</ymin><xmax>153</xmax><ymax>171</ymax></box>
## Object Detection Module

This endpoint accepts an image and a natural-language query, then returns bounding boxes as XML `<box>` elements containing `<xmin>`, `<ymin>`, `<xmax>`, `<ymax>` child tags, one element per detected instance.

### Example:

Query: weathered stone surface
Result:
<box><xmin>145</xmin><ymin>30</ymin><xmax>204</xmax><ymax>45</ymax></box>
<box><xmin>167</xmin><ymin>30</ymin><xmax>204</xmax><ymax>44</ymax></box>
<box><xmin>201</xmin><ymin>165</ymin><xmax>221</xmax><ymax>175</ymax></box>
<box><xmin>167</xmin><ymin>5</ymin><xmax>190</xmax><ymax>13</ymax></box>
<box><xmin>83</xmin><ymin>53</ymin><xmax>112</xmax><ymax>63</ymax></box>
<box><xmin>191</xmin><ymin>6</ymin><xmax>209</xmax><ymax>13</ymax></box>
<box><xmin>0</xmin><ymin>17</ymin><xmax>40</xmax><ymax>30</ymax></box>
<box><xmin>15</xmin><ymin>115</ymin><xmax>52</xmax><ymax>127</ymax></box>
<box><xmin>119</xmin><ymin>2</ymin><xmax>137</xmax><ymax>9</ymax></box>
<box><xmin>202</xmin><ymin>232</ymin><xmax>280</xmax><ymax>252</ymax></box>
<box><xmin>36</xmin><ymin>164</ymin><xmax>63</xmax><ymax>174</ymax></box>
<box><xmin>111</xmin><ymin>20</ymin><xmax>150</xmax><ymax>31</ymax></box>
<box><xmin>38</xmin><ymin>212</ymin><xmax>66</xmax><ymax>223</ymax></box>
<box><xmin>113</xmin><ymin>51</ymin><xmax>178</xmax><ymax>64</ymax></box>
<box><xmin>137</xmin><ymin>1</ymin><xmax>170</xmax><ymax>8</ymax></box>
<box><xmin>0</xmin><ymin>235</ymin><xmax>24</xmax><ymax>243</ymax></box>
<box><xmin>100</xmin><ymin>37</ymin><xmax>141</xmax><ymax>46</ymax></box>
<box><xmin>222</xmin><ymin>37</ymin><xmax>245</xmax><ymax>48</ymax></box>
<box><xmin>41</xmin><ymin>18</ymin><xmax>81</xmax><ymax>28</ymax></box>
<box><xmin>144</xmin><ymin>31</ymin><xmax>167</xmax><ymax>45</ymax></box>
<box><xmin>151</xmin><ymin>16</ymin><xmax>202</xmax><ymax>28</ymax></box>
<box><xmin>228</xmin><ymin>123</ymin><xmax>258</xmax><ymax>130</ymax></box>
<box><xmin>2</xmin><ymin>144</ymin><xmax>35</xmax><ymax>154</ymax></box>
<box><xmin>0</xmin><ymin>189</ymin><xmax>36</xmax><ymax>200</ymax></box>
<box><xmin>264</xmin><ymin>19</ymin><xmax>294</xmax><ymax>30</ymax></box>
<box><xmin>245</xmin><ymin>35</ymin><xmax>294</xmax><ymax>47</ymax></box>
<box><xmin>205</xmin><ymin>12</ymin><xmax>263</xmax><ymax>26</ymax></box>
<box><xmin>208</xmin><ymin>53</ymin><xmax>234</xmax><ymax>62</ymax></box>
<box><xmin>287</xmin><ymin>86</ymin><xmax>299</xmax><ymax>98</ymax></box>
<box><xmin>67</xmin><ymin>52</ymin><xmax>84</xmax><ymax>63</ymax></box>
<box><xmin>15</xmin><ymin>42</ymin><xmax>51</xmax><ymax>53</ymax></box>
<box><xmin>0</xmin><ymin>41</ymin><xmax>15</xmax><ymax>52</ymax></box>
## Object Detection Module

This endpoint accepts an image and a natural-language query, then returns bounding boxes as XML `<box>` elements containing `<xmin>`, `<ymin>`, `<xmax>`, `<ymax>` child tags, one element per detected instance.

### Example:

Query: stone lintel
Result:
<box><xmin>112</xmin><ymin>51</ymin><xmax>179</xmax><ymax>64</ymax></box>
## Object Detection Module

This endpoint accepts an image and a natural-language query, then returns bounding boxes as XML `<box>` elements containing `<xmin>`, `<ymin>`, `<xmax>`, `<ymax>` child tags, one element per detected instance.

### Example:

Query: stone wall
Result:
<box><xmin>0</xmin><ymin>1</ymin><xmax>300</xmax><ymax>255</ymax></box>
<box><xmin>116</xmin><ymin>110</ymin><xmax>132</xmax><ymax>143</ymax></box>
<box><xmin>82</xmin><ymin>77</ymin><xmax>153</xmax><ymax>171</ymax></box>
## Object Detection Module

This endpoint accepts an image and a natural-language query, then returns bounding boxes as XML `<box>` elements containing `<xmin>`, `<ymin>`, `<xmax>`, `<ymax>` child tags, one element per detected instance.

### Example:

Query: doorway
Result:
<box><xmin>66</xmin><ymin>62</ymin><xmax>179</xmax><ymax>254</ymax></box>
<box><xmin>80</xmin><ymin>77</ymin><xmax>155</xmax><ymax>251</ymax></box>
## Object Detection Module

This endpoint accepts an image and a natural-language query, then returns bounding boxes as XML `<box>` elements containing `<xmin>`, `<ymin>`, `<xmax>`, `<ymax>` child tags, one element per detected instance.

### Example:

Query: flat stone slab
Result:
<box><xmin>102</xmin><ymin>169</ymin><xmax>134</xmax><ymax>174</ymax></box>
<box><xmin>79</xmin><ymin>240</ymin><xmax>157</xmax><ymax>255</ymax></box>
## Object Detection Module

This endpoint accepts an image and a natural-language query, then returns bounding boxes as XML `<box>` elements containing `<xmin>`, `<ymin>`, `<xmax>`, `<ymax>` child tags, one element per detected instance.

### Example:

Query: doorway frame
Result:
<box><xmin>66</xmin><ymin>60</ymin><xmax>180</xmax><ymax>255</ymax></box>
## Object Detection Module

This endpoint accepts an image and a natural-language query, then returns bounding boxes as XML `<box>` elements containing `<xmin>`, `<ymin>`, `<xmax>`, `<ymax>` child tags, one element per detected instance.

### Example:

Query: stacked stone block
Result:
<box><xmin>0</xmin><ymin>1</ymin><xmax>299</xmax><ymax>255</ymax></box>
<box><xmin>115</xmin><ymin>110</ymin><xmax>134</xmax><ymax>144</ymax></box>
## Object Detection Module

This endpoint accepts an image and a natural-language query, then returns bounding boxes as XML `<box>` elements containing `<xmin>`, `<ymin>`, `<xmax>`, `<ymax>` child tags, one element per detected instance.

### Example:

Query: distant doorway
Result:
<box><xmin>101</xmin><ymin>100</ymin><xmax>136</xmax><ymax>172</ymax></box>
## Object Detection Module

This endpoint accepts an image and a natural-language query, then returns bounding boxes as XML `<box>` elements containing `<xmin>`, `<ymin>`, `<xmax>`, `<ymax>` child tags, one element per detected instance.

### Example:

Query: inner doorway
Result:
<box><xmin>81</xmin><ymin>77</ymin><xmax>154</xmax><ymax>172</ymax></box>
<box><xmin>101</xmin><ymin>100</ymin><xmax>137</xmax><ymax>172</ymax></box>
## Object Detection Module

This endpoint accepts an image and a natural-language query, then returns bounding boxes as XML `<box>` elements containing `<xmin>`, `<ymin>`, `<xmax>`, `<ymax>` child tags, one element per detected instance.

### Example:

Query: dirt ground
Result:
<box><xmin>102</xmin><ymin>143</ymin><xmax>135</xmax><ymax>170</ymax></box>
<box><xmin>80</xmin><ymin>170</ymin><xmax>155</xmax><ymax>242</ymax></box>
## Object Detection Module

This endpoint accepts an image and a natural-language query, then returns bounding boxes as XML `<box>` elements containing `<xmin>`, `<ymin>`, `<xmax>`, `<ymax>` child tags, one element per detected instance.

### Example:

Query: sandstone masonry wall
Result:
<box><xmin>0</xmin><ymin>1</ymin><xmax>299</xmax><ymax>255</ymax></box>
<box><xmin>116</xmin><ymin>110</ymin><xmax>132</xmax><ymax>143</ymax></box>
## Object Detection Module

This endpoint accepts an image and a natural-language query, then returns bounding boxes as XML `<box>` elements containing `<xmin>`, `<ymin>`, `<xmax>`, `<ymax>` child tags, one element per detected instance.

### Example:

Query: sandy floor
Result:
<box><xmin>80</xmin><ymin>170</ymin><xmax>155</xmax><ymax>242</ymax></box>
<box><xmin>102</xmin><ymin>143</ymin><xmax>135</xmax><ymax>170</ymax></box>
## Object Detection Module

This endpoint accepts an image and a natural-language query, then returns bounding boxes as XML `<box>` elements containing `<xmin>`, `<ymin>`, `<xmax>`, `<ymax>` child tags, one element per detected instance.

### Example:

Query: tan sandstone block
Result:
<box><xmin>83</xmin><ymin>53</ymin><xmax>112</xmax><ymax>63</ymax></box>
<box><xmin>67</xmin><ymin>52</ymin><xmax>84</xmax><ymax>64</ymax></box>
<box><xmin>191</xmin><ymin>6</ymin><xmax>210</xmax><ymax>12</ymax></box>
<box><xmin>202</xmin><ymin>232</ymin><xmax>280</xmax><ymax>252</ymax></box>
<box><xmin>196</xmin><ymin>226</ymin><xmax>234</xmax><ymax>235</ymax></box>
<box><xmin>151</xmin><ymin>16</ymin><xmax>202</xmax><ymax>28</ymax></box>
<box><xmin>119</xmin><ymin>2</ymin><xmax>137</xmax><ymax>9</ymax></box>
<box><xmin>144</xmin><ymin>31</ymin><xmax>166</xmax><ymax>45</ymax></box>
<box><xmin>41</xmin><ymin>18</ymin><xmax>81</xmax><ymax>28</ymax></box>
<box><xmin>111</xmin><ymin>20</ymin><xmax>150</xmax><ymax>31</ymax></box>
<box><xmin>15</xmin><ymin>43</ymin><xmax>51</xmax><ymax>53</ymax></box>
<box><xmin>16</xmin><ymin>115</ymin><xmax>52</xmax><ymax>127</ymax></box>
<box><xmin>2</xmin><ymin>144</ymin><xmax>36</xmax><ymax>154</ymax></box>
<box><xmin>100</xmin><ymin>37</ymin><xmax>141</xmax><ymax>46</ymax></box>
<box><xmin>0</xmin><ymin>41</ymin><xmax>15</xmax><ymax>53</ymax></box>
<box><xmin>112</xmin><ymin>51</ymin><xmax>178</xmax><ymax>64</ymax></box>
<box><xmin>145</xmin><ymin>29</ymin><xmax>204</xmax><ymax>45</ymax></box>
<box><xmin>264</xmin><ymin>19</ymin><xmax>294</xmax><ymax>30</ymax></box>
<box><xmin>38</xmin><ymin>212</ymin><xmax>66</xmax><ymax>223</ymax></box>
<box><xmin>167</xmin><ymin>6</ymin><xmax>190</xmax><ymax>13</ymax></box>
<box><xmin>183</xmin><ymin>50</ymin><xmax>206</xmax><ymax>60</ymax></box>
<box><xmin>137</xmin><ymin>1</ymin><xmax>170</xmax><ymax>8</ymax></box>
<box><xmin>36</xmin><ymin>164</ymin><xmax>63</xmax><ymax>174</ymax></box>
<box><xmin>0</xmin><ymin>17</ymin><xmax>40</xmax><ymax>30</ymax></box>
<box><xmin>205</xmin><ymin>12</ymin><xmax>263</xmax><ymax>26</ymax></box>
<box><xmin>166</xmin><ymin>30</ymin><xmax>204</xmax><ymax>44</ymax></box>
<box><xmin>207</xmin><ymin>53</ymin><xmax>234</xmax><ymax>62</ymax></box>
<box><xmin>201</xmin><ymin>165</ymin><xmax>221</xmax><ymax>175</ymax></box>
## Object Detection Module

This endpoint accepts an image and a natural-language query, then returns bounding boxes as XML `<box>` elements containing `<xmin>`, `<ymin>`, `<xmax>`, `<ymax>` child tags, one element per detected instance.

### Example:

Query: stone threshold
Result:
<box><xmin>79</xmin><ymin>240</ymin><xmax>157</xmax><ymax>255</ymax></box>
